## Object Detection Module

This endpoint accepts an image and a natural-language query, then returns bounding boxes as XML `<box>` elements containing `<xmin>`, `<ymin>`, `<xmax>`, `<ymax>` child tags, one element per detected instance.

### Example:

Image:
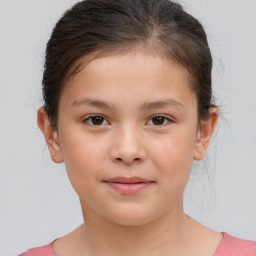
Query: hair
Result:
<box><xmin>42</xmin><ymin>0</ymin><xmax>215</xmax><ymax>128</ymax></box>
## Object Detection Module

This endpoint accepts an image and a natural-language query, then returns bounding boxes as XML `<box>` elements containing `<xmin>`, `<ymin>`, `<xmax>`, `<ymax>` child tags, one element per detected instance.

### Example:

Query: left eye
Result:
<box><xmin>83</xmin><ymin>115</ymin><xmax>109</xmax><ymax>126</ymax></box>
<box><xmin>147</xmin><ymin>116</ymin><xmax>172</xmax><ymax>126</ymax></box>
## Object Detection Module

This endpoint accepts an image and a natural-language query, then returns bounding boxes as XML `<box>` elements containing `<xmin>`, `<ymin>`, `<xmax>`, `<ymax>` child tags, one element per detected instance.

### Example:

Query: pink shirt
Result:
<box><xmin>19</xmin><ymin>232</ymin><xmax>256</xmax><ymax>256</ymax></box>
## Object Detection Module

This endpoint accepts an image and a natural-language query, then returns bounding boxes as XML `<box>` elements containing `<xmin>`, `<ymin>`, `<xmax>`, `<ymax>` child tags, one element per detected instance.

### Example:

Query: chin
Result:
<box><xmin>103</xmin><ymin>206</ymin><xmax>160</xmax><ymax>227</ymax></box>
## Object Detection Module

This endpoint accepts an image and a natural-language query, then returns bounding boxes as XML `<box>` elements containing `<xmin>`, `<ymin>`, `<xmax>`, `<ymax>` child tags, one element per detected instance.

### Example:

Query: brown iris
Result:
<box><xmin>151</xmin><ymin>116</ymin><xmax>166</xmax><ymax>125</ymax></box>
<box><xmin>91</xmin><ymin>116</ymin><xmax>105</xmax><ymax>125</ymax></box>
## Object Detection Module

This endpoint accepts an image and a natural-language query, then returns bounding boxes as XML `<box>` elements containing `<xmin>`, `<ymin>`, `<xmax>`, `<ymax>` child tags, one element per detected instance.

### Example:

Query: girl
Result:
<box><xmin>19</xmin><ymin>0</ymin><xmax>256</xmax><ymax>255</ymax></box>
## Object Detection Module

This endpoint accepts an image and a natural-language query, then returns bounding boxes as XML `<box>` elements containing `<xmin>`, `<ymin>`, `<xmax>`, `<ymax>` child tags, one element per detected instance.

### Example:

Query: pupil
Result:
<box><xmin>153</xmin><ymin>116</ymin><xmax>164</xmax><ymax>125</ymax></box>
<box><xmin>92</xmin><ymin>116</ymin><xmax>103</xmax><ymax>125</ymax></box>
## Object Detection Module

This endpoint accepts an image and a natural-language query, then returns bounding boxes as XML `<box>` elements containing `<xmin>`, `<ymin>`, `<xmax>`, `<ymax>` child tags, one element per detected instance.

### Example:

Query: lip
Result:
<box><xmin>103</xmin><ymin>176</ymin><xmax>154</xmax><ymax>195</ymax></box>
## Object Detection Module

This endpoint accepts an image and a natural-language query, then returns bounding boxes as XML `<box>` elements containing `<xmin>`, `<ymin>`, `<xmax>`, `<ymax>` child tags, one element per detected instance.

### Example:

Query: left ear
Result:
<box><xmin>193</xmin><ymin>107</ymin><xmax>218</xmax><ymax>161</ymax></box>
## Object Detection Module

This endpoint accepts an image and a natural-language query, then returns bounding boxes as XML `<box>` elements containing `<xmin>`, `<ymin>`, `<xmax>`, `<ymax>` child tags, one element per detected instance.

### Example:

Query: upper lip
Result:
<box><xmin>104</xmin><ymin>176</ymin><xmax>153</xmax><ymax>184</ymax></box>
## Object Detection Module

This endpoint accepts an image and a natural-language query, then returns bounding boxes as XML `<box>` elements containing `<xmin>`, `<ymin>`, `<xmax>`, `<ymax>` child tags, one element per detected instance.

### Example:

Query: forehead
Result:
<box><xmin>61</xmin><ymin>51</ymin><xmax>196</xmax><ymax>107</ymax></box>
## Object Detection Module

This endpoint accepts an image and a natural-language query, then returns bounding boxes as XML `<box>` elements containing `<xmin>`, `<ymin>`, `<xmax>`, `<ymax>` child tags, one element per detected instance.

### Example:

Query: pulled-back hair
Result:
<box><xmin>42</xmin><ymin>0</ymin><xmax>215</xmax><ymax>128</ymax></box>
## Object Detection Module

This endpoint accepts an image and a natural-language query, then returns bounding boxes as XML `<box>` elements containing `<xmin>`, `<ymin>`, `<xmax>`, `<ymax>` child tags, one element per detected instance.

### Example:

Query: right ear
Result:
<box><xmin>37</xmin><ymin>107</ymin><xmax>64</xmax><ymax>163</ymax></box>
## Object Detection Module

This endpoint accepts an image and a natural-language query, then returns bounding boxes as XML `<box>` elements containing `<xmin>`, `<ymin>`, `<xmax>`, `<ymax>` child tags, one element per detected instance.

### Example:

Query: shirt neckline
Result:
<box><xmin>49</xmin><ymin>232</ymin><xmax>227</xmax><ymax>256</ymax></box>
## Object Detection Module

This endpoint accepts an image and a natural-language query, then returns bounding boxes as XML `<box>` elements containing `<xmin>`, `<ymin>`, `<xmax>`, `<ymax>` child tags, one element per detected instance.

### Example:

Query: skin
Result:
<box><xmin>38</xmin><ymin>51</ymin><xmax>221</xmax><ymax>256</ymax></box>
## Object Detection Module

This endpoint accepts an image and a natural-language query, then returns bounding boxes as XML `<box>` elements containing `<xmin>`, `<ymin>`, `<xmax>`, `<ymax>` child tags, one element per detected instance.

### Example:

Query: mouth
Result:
<box><xmin>103</xmin><ymin>176</ymin><xmax>155</xmax><ymax>195</ymax></box>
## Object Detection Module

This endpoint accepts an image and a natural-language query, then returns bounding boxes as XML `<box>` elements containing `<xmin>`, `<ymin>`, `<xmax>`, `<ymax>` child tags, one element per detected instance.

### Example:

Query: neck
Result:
<box><xmin>78</xmin><ymin>202</ymin><xmax>191</xmax><ymax>256</ymax></box>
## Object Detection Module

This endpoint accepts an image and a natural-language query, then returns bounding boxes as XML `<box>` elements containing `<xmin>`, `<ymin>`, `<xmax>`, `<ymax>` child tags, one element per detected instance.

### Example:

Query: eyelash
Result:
<box><xmin>82</xmin><ymin>114</ymin><xmax>173</xmax><ymax>127</ymax></box>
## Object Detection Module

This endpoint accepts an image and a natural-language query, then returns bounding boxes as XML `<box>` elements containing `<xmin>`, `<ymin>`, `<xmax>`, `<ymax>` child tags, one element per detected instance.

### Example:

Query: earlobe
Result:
<box><xmin>37</xmin><ymin>107</ymin><xmax>64</xmax><ymax>163</ymax></box>
<box><xmin>193</xmin><ymin>107</ymin><xmax>218</xmax><ymax>161</ymax></box>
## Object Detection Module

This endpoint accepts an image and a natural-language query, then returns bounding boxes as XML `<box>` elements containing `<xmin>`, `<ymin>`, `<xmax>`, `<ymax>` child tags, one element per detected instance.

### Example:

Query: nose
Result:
<box><xmin>109</xmin><ymin>125</ymin><xmax>146</xmax><ymax>166</ymax></box>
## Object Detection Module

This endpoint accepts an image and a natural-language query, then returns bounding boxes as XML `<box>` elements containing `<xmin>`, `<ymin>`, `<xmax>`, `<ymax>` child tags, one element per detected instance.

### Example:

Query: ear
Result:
<box><xmin>37</xmin><ymin>107</ymin><xmax>64</xmax><ymax>163</ymax></box>
<box><xmin>193</xmin><ymin>107</ymin><xmax>218</xmax><ymax>161</ymax></box>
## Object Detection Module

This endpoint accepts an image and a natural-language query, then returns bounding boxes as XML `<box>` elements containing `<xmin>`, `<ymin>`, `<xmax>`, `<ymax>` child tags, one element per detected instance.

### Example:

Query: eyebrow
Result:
<box><xmin>140</xmin><ymin>99</ymin><xmax>184</xmax><ymax>110</ymax></box>
<box><xmin>71</xmin><ymin>98</ymin><xmax>184</xmax><ymax>110</ymax></box>
<box><xmin>72</xmin><ymin>98</ymin><xmax>117</xmax><ymax>110</ymax></box>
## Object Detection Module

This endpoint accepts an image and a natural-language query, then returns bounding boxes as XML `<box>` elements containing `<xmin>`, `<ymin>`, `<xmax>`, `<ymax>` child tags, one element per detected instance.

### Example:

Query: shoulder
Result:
<box><xmin>214</xmin><ymin>232</ymin><xmax>256</xmax><ymax>256</ymax></box>
<box><xmin>18</xmin><ymin>240</ymin><xmax>56</xmax><ymax>256</ymax></box>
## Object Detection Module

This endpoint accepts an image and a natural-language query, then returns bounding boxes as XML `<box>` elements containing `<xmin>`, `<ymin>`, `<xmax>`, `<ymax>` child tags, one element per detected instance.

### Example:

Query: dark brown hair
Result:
<box><xmin>42</xmin><ymin>0</ymin><xmax>215</xmax><ymax>128</ymax></box>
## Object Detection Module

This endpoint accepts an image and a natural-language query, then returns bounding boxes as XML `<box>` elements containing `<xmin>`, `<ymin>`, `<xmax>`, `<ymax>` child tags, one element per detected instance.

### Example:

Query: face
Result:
<box><xmin>39</xmin><ymin>52</ymin><xmax>216</xmax><ymax>226</ymax></box>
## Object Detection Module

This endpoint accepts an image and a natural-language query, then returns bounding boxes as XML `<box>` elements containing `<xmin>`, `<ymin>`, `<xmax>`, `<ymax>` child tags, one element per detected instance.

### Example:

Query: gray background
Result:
<box><xmin>0</xmin><ymin>0</ymin><xmax>255</xmax><ymax>255</ymax></box>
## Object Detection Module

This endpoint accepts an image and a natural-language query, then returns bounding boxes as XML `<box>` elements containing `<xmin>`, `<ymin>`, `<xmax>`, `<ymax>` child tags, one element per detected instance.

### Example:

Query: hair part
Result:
<box><xmin>42</xmin><ymin>0</ymin><xmax>216</xmax><ymax>128</ymax></box>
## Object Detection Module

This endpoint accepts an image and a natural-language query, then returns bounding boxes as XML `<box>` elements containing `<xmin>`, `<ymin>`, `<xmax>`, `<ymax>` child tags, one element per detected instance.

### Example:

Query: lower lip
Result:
<box><xmin>105</xmin><ymin>182</ymin><xmax>152</xmax><ymax>195</ymax></box>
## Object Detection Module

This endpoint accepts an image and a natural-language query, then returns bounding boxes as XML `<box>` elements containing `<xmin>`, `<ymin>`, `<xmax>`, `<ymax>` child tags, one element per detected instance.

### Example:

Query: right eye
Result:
<box><xmin>82</xmin><ymin>115</ymin><xmax>110</xmax><ymax>126</ymax></box>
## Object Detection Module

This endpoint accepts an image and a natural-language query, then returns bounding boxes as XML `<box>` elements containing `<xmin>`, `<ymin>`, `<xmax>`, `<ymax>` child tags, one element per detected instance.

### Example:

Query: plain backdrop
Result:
<box><xmin>0</xmin><ymin>0</ymin><xmax>256</xmax><ymax>255</ymax></box>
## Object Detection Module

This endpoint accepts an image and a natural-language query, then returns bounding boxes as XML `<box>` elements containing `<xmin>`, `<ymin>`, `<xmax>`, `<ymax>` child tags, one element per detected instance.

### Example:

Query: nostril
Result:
<box><xmin>115</xmin><ymin>157</ymin><xmax>141</xmax><ymax>163</ymax></box>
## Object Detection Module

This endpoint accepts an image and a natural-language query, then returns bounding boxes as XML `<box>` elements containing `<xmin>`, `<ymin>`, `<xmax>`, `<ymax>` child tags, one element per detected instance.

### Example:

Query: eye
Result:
<box><xmin>147</xmin><ymin>115</ymin><xmax>172</xmax><ymax>126</ymax></box>
<box><xmin>83</xmin><ymin>115</ymin><xmax>110</xmax><ymax>126</ymax></box>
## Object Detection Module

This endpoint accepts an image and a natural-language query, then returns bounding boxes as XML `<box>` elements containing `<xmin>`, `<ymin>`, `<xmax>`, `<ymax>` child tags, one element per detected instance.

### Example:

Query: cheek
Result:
<box><xmin>148</xmin><ymin>130</ymin><xmax>196</xmax><ymax>189</ymax></box>
<box><xmin>58</xmin><ymin>131</ymin><xmax>108</xmax><ymax>193</ymax></box>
